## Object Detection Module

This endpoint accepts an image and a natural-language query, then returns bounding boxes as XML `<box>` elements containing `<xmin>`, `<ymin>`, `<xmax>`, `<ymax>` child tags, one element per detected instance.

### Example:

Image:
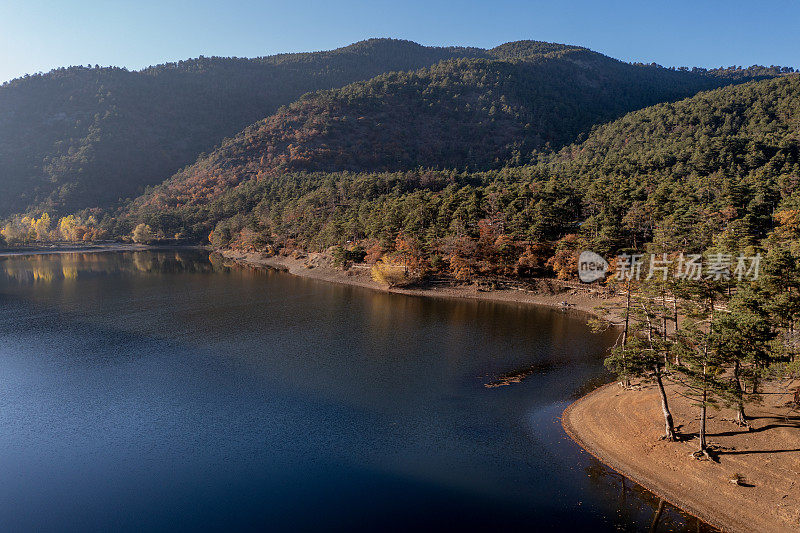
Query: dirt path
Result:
<box><xmin>563</xmin><ymin>381</ymin><xmax>800</xmax><ymax>533</ymax></box>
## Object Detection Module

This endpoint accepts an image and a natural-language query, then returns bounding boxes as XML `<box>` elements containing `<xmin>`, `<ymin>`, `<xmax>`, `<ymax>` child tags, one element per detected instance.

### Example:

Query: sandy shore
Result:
<box><xmin>563</xmin><ymin>381</ymin><xmax>800</xmax><ymax>533</ymax></box>
<box><xmin>217</xmin><ymin>249</ymin><xmax>622</xmax><ymax>322</ymax></box>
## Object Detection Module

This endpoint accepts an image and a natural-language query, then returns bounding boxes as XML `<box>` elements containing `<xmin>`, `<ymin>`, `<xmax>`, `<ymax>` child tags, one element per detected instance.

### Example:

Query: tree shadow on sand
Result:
<box><xmin>708</xmin><ymin>414</ymin><xmax>800</xmax><ymax>438</ymax></box>
<box><xmin>687</xmin><ymin>414</ymin><xmax>800</xmax><ymax>458</ymax></box>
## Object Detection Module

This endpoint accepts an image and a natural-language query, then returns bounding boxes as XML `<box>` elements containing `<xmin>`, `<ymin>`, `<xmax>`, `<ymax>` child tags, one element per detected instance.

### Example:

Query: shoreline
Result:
<box><xmin>0</xmin><ymin>243</ymin><xmax>196</xmax><ymax>257</ymax></box>
<box><xmin>220</xmin><ymin>249</ymin><xmax>800</xmax><ymax>532</ymax></box>
<box><xmin>561</xmin><ymin>384</ymin><xmax>727</xmax><ymax>531</ymax></box>
<box><xmin>8</xmin><ymin>245</ymin><xmax>795</xmax><ymax>530</ymax></box>
<box><xmin>217</xmin><ymin>249</ymin><xmax>622</xmax><ymax>323</ymax></box>
<box><xmin>563</xmin><ymin>381</ymin><xmax>800</xmax><ymax>533</ymax></box>
<box><xmin>1</xmin><ymin>244</ymin><xmax>620</xmax><ymax>323</ymax></box>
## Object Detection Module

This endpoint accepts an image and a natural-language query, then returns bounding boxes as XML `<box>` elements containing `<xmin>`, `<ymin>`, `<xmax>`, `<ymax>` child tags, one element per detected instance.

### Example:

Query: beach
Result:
<box><xmin>563</xmin><ymin>381</ymin><xmax>800</xmax><ymax>533</ymax></box>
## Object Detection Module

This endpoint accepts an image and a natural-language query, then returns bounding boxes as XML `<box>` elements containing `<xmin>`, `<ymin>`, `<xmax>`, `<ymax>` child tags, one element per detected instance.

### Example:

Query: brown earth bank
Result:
<box><xmin>216</xmin><ymin>249</ymin><xmax>623</xmax><ymax>322</ymax></box>
<box><xmin>564</xmin><ymin>381</ymin><xmax>800</xmax><ymax>533</ymax></box>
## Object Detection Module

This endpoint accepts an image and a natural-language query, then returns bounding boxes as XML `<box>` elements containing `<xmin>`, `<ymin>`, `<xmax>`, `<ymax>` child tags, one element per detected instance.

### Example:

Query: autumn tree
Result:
<box><xmin>59</xmin><ymin>215</ymin><xmax>80</xmax><ymax>241</ymax></box>
<box><xmin>394</xmin><ymin>233</ymin><xmax>426</xmax><ymax>276</ymax></box>
<box><xmin>31</xmin><ymin>213</ymin><xmax>52</xmax><ymax>240</ymax></box>
<box><xmin>132</xmin><ymin>223</ymin><xmax>154</xmax><ymax>244</ymax></box>
<box><xmin>547</xmin><ymin>234</ymin><xmax>586</xmax><ymax>280</ymax></box>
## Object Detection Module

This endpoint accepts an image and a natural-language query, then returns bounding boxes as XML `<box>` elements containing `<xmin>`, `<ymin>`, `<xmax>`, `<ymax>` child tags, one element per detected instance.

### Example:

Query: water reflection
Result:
<box><xmin>0</xmin><ymin>250</ymin><xmax>716</xmax><ymax>532</ymax></box>
<box><xmin>0</xmin><ymin>250</ymin><xmax>229</xmax><ymax>284</ymax></box>
<box><xmin>582</xmin><ymin>462</ymin><xmax>716</xmax><ymax>532</ymax></box>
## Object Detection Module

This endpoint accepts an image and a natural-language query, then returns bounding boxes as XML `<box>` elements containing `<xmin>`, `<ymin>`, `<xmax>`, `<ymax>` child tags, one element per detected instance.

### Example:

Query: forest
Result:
<box><xmin>105</xmin><ymin>76</ymin><xmax>799</xmax><ymax>281</ymax></box>
<box><xmin>0</xmin><ymin>39</ymin><xmax>490</xmax><ymax>218</ymax></box>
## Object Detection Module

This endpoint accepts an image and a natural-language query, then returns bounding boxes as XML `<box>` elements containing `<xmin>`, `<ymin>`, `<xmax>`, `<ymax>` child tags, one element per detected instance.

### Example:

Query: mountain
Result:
<box><xmin>550</xmin><ymin>74</ymin><xmax>800</xmax><ymax>179</ymax></box>
<box><xmin>540</xmin><ymin>74</ymin><xmax>800</xmax><ymax>252</ymax></box>
<box><xmin>123</xmin><ymin>45</ymin><xmax>778</xmax><ymax>220</ymax></box>
<box><xmin>0</xmin><ymin>39</ymin><xmax>490</xmax><ymax>218</ymax></box>
<box><xmin>118</xmin><ymin>75</ymin><xmax>800</xmax><ymax>261</ymax></box>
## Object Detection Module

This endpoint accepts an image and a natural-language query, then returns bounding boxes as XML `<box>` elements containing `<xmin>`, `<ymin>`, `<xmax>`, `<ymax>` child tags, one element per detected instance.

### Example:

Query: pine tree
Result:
<box><xmin>597</xmin><ymin>254</ymin><xmax>678</xmax><ymax>440</ymax></box>
<box><xmin>673</xmin><ymin>277</ymin><xmax>729</xmax><ymax>459</ymax></box>
<box><xmin>712</xmin><ymin>285</ymin><xmax>777</xmax><ymax>428</ymax></box>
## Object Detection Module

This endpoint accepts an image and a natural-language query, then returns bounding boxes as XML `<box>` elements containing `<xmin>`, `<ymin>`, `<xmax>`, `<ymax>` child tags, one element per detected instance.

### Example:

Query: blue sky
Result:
<box><xmin>1</xmin><ymin>0</ymin><xmax>797</xmax><ymax>84</ymax></box>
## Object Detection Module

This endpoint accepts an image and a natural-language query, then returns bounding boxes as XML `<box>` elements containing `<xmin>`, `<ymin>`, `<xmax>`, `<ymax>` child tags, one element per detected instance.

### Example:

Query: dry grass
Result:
<box><xmin>371</xmin><ymin>261</ymin><xmax>410</xmax><ymax>287</ymax></box>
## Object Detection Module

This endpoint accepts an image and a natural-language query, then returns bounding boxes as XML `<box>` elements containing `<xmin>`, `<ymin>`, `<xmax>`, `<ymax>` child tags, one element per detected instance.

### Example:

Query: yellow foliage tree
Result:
<box><xmin>59</xmin><ymin>215</ymin><xmax>80</xmax><ymax>241</ymax></box>
<box><xmin>1</xmin><ymin>217</ymin><xmax>35</xmax><ymax>244</ymax></box>
<box><xmin>371</xmin><ymin>257</ymin><xmax>412</xmax><ymax>287</ymax></box>
<box><xmin>132</xmin><ymin>223</ymin><xmax>154</xmax><ymax>244</ymax></box>
<box><xmin>31</xmin><ymin>213</ymin><xmax>52</xmax><ymax>240</ymax></box>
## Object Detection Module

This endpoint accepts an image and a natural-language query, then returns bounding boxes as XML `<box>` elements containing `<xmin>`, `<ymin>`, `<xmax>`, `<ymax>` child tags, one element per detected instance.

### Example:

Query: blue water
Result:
<box><xmin>0</xmin><ymin>251</ymin><xmax>713</xmax><ymax>532</ymax></box>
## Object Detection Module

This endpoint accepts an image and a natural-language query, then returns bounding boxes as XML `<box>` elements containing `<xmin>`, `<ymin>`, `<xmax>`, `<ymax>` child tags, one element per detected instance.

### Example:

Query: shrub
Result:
<box><xmin>371</xmin><ymin>259</ymin><xmax>411</xmax><ymax>287</ymax></box>
<box><xmin>132</xmin><ymin>223</ymin><xmax>154</xmax><ymax>244</ymax></box>
<box><xmin>332</xmin><ymin>245</ymin><xmax>367</xmax><ymax>268</ymax></box>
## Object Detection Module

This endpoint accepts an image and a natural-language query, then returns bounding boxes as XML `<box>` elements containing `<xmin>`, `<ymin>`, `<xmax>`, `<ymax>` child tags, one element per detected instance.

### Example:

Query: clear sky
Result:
<box><xmin>1</xmin><ymin>0</ymin><xmax>797</xmax><ymax>84</ymax></box>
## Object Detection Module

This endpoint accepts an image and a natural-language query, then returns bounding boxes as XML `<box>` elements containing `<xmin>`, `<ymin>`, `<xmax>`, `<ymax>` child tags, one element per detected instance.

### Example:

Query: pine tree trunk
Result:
<box><xmin>661</xmin><ymin>288</ymin><xmax>669</xmax><ymax>366</ymax></box>
<box><xmin>733</xmin><ymin>360</ymin><xmax>749</xmax><ymax>428</ymax></box>
<box><xmin>672</xmin><ymin>297</ymin><xmax>680</xmax><ymax>365</ymax></box>
<box><xmin>735</xmin><ymin>404</ymin><xmax>748</xmax><ymax>427</ymax></box>
<box><xmin>654</xmin><ymin>366</ymin><xmax>677</xmax><ymax>441</ymax></box>
<box><xmin>699</xmin><ymin>390</ymin><xmax>707</xmax><ymax>453</ymax></box>
<box><xmin>621</xmin><ymin>282</ymin><xmax>632</xmax><ymax>388</ymax></box>
<box><xmin>673</xmin><ymin>297</ymin><xmax>679</xmax><ymax>331</ymax></box>
<box><xmin>697</xmin><ymin>299</ymin><xmax>713</xmax><ymax>457</ymax></box>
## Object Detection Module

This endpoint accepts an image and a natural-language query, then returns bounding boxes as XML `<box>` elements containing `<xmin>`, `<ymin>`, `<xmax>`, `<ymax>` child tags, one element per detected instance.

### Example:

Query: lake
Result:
<box><xmin>0</xmin><ymin>250</ymin><xmax>713</xmax><ymax>532</ymax></box>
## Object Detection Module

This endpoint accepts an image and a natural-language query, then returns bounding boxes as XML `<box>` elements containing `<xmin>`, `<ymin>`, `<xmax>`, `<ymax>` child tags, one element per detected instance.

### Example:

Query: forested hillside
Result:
<box><xmin>545</xmin><ymin>74</ymin><xmax>800</xmax><ymax>254</ymax></box>
<box><xmin>125</xmin><ymin>45</ymin><xmax>775</xmax><ymax>215</ymax></box>
<box><xmin>0</xmin><ymin>38</ymin><xmax>489</xmax><ymax>217</ymax></box>
<box><xmin>114</xmin><ymin>75</ymin><xmax>800</xmax><ymax>283</ymax></box>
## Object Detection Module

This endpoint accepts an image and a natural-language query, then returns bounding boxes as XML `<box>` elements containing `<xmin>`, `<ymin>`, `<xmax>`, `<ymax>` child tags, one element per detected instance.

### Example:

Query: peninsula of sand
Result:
<box><xmin>563</xmin><ymin>381</ymin><xmax>800</xmax><ymax>533</ymax></box>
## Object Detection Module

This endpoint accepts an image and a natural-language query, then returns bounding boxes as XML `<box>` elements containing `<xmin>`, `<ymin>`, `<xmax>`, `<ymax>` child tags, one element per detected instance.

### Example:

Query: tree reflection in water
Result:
<box><xmin>582</xmin><ymin>461</ymin><xmax>717</xmax><ymax>532</ymax></box>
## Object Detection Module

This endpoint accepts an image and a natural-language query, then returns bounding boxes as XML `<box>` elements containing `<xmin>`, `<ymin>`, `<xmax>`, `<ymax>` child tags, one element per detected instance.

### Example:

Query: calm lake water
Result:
<box><xmin>0</xmin><ymin>250</ymin><xmax>714</xmax><ymax>532</ymax></box>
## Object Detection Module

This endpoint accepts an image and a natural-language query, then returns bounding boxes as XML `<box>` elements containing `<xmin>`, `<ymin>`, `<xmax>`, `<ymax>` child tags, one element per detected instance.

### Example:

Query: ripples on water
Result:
<box><xmin>0</xmin><ymin>251</ymin><xmax>715</xmax><ymax>532</ymax></box>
